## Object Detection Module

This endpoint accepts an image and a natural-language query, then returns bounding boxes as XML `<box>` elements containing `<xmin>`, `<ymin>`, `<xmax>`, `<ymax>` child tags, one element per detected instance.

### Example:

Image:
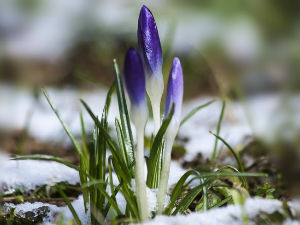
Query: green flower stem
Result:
<box><xmin>151</xmin><ymin>100</ymin><xmax>161</xmax><ymax>135</ymax></box>
<box><xmin>135</xmin><ymin>128</ymin><xmax>149</xmax><ymax>221</ymax></box>
<box><xmin>157</xmin><ymin>136</ymin><xmax>174</xmax><ymax>214</ymax></box>
<box><xmin>131</xmin><ymin>105</ymin><xmax>149</xmax><ymax>221</ymax></box>
<box><xmin>145</xmin><ymin>74</ymin><xmax>164</xmax><ymax>135</ymax></box>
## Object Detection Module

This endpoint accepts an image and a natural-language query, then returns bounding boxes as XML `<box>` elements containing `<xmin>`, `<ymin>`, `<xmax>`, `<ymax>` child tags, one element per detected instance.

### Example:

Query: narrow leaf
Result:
<box><xmin>172</xmin><ymin>181</ymin><xmax>211</xmax><ymax>215</ymax></box>
<box><xmin>180</xmin><ymin>100</ymin><xmax>215</xmax><ymax>127</ymax></box>
<box><xmin>12</xmin><ymin>155</ymin><xmax>80</xmax><ymax>171</ymax></box>
<box><xmin>42</xmin><ymin>89</ymin><xmax>83</xmax><ymax>158</ymax></box>
<box><xmin>80</xmin><ymin>99</ymin><xmax>131</xmax><ymax>182</ymax></box>
<box><xmin>57</xmin><ymin>186</ymin><xmax>82</xmax><ymax>225</ymax></box>
<box><xmin>165</xmin><ymin>169</ymin><xmax>200</xmax><ymax>214</ymax></box>
<box><xmin>211</xmin><ymin>100</ymin><xmax>226</xmax><ymax>161</ymax></box>
<box><xmin>113</xmin><ymin>59</ymin><xmax>135</xmax><ymax>168</ymax></box>
<box><xmin>210</xmin><ymin>132</ymin><xmax>244</xmax><ymax>172</ymax></box>
<box><xmin>147</xmin><ymin>104</ymin><xmax>175</xmax><ymax>188</ymax></box>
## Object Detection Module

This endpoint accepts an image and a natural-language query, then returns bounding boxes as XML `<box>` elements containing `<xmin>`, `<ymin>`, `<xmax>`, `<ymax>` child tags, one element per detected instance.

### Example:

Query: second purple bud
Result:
<box><xmin>165</xmin><ymin>57</ymin><xmax>184</xmax><ymax>124</ymax></box>
<box><xmin>123</xmin><ymin>47</ymin><xmax>147</xmax><ymax>108</ymax></box>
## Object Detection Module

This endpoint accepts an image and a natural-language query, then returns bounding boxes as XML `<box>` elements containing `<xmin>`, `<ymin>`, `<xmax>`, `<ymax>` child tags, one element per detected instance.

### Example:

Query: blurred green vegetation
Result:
<box><xmin>0</xmin><ymin>0</ymin><xmax>298</xmax><ymax>98</ymax></box>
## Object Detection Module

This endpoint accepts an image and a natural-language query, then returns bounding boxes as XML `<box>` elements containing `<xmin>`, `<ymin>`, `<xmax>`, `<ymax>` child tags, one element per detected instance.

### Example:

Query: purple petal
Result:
<box><xmin>123</xmin><ymin>47</ymin><xmax>146</xmax><ymax>106</ymax></box>
<box><xmin>165</xmin><ymin>57</ymin><xmax>183</xmax><ymax>119</ymax></box>
<box><xmin>138</xmin><ymin>5</ymin><xmax>163</xmax><ymax>77</ymax></box>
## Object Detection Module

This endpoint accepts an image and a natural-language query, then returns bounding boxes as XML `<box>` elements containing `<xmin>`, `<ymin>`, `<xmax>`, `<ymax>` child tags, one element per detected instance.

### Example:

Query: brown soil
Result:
<box><xmin>0</xmin><ymin>129</ymin><xmax>79</xmax><ymax>164</ymax></box>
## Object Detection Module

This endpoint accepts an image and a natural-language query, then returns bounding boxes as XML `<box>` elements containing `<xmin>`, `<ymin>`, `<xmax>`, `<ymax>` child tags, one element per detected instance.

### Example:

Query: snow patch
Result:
<box><xmin>4</xmin><ymin>197</ymin><xmax>299</xmax><ymax>225</ymax></box>
<box><xmin>4</xmin><ymin>195</ymin><xmax>90</xmax><ymax>225</ymax></box>
<box><xmin>139</xmin><ymin>198</ymin><xmax>299</xmax><ymax>225</ymax></box>
<box><xmin>0</xmin><ymin>153</ymin><xmax>79</xmax><ymax>192</ymax></box>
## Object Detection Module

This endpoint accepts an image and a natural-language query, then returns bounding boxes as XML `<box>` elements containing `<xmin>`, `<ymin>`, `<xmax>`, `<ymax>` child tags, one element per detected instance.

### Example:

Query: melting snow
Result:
<box><xmin>1</xmin><ymin>84</ymin><xmax>298</xmax><ymax>159</ymax></box>
<box><xmin>4</xmin><ymin>196</ymin><xmax>299</xmax><ymax>225</ymax></box>
<box><xmin>0</xmin><ymin>152</ymin><xmax>79</xmax><ymax>192</ymax></box>
<box><xmin>4</xmin><ymin>195</ymin><xmax>90</xmax><ymax>225</ymax></box>
<box><xmin>139</xmin><ymin>198</ymin><xmax>300</xmax><ymax>225</ymax></box>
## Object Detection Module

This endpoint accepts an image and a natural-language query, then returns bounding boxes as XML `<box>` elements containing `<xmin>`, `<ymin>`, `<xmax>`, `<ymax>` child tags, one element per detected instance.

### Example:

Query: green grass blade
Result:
<box><xmin>210</xmin><ymin>132</ymin><xmax>244</xmax><ymax>172</ymax></box>
<box><xmin>79</xmin><ymin>112</ymin><xmax>89</xmax><ymax>213</ymax></box>
<box><xmin>80</xmin><ymin>112</ymin><xmax>89</xmax><ymax>161</ymax></box>
<box><xmin>110</xmin><ymin>159</ymin><xmax>138</xmax><ymax>218</ymax></box>
<box><xmin>210</xmin><ymin>196</ymin><xmax>232</xmax><ymax>209</ymax></box>
<box><xmin>97</xmin><ymin>187</ymin><xmax>122</xmax><ymax>216</ymax></box>
<box><xmin>12</xmin><ymin>155</ymin><xmax>80</xmax><ymax>171</ymax></box>
<box><xmin>201</xmin><ymin>178</ymin><xmax>208</xmax><ymax>211</ymax></box>
<box><xmin>119</xmin><ymin>184</ymin><xmax>139</xmax><ymax>218</ymax></box>
<box><xmin>79</xmin><ymin>158</ymin><xmax>89</xmax><ymax>213</ymax></box>
<box><xmin>216</xmin><ymin>165</ymin><xmax>247</xmax><ymax>187</ymax></box>
<box><xmin>211</xmin><ymin>100</ymin><xmax>226</xmax><ymax>161</ymax></box>
<box><xmin>80</xmin><ymin>99</ymin><xmax>131</xmax><ymax>183</ymax></box>
<box><xmin>113</xmin><ymin>59</ymin><xmax>135</xmax><ymax>168</ymax></box>
<box><xmin>79</xmin><ymin>117</ymin><xmax>89</xmax><ymax>214</ymax></box>
<box><xmin>82</xmin><ymin>180</ymin><xmax>123</xmax><ymax>216</ymax></box>
<box><xmin>103</xmin><ymin>81</ymin><xmax>116</xmax><ymax>116</ymax></box>
<box><xmin>165</xmin><ymin>169</ymin><xmax>200</xmax><ymax>214</ymax></box>
<box><xmin>194</xmin><ymin>172</ymin><xmax>267</xmax><ymax>178</ymax></box>
<box><xmin>81</xmin><ymin>179</ymin><xmax>107</xmax><ymax>188</ymax></box>
<box><xmin>57</xmin><ymin>186</ymin><xmax>82</xmax><ymax>225</ymax></box>
<box><xmin>172</xmin><ymin>181</ymin><xmax>211</xmax><ymax>215</ymax></box>
<box><xmin>147</xmin><ymin>104</ymin><xmax>175</xmax><ymax>188</ymax></box>
<box><xmin>87</xmin><ymin>83</ymin><xmax>115</xmax><ymax>216</ymax></box>
<box><xmin>115</xmin><ymin>118</ymin><xmax>129</xmax><ymax>168</ymax></box>
<box><xmin>180</xmin><ymin>100</ymin><xmax>215</xmax><ymax>127</ymax></box>
<box><xmin>103</xmin><ymin>184</ymin><xmax>122</xmax><ymax>217</ymax></box>
<box><xmin>42</xmin><ymin>89</ymin><xmax>83</xmax><ymax>158</ymax></box>
<box><xmin>108</xmin><ymin>156</ymin><xmax>115</xmax><ymax>203</ymax></box>
<box><xmin>170</xmin><ymin>170</ymin><xmax>199</xmax><ymax>203</ymax></box>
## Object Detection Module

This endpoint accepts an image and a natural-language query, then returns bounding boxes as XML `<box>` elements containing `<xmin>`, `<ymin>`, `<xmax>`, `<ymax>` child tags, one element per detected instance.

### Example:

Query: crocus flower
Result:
<box><xmin>157</xmin><ymin>57</ymin><xmax>183</xmax><ymax>214</ymax></box>
<box><xmin>124</xmin><ymin>47</ymin><xmax>147</xmax><ymax>108</ymax></box>
<box><xmin>123</xmin><ymin>47</ymin><xmax>149</xmax><ymax>221</ymax></box>
<box><xmin>164</xmin><ymin>57</ymin><xmax>184</xmax><ymax>124</ymax></box>
<box><xmin>138</xmin><ymin>5</ymin><xmax>163</xmax><ymax>78</ymax></box>
<box><xmin>138</xmin><ymin>5</ymin><xmax>164</xmax><ymax>134</ymax></box>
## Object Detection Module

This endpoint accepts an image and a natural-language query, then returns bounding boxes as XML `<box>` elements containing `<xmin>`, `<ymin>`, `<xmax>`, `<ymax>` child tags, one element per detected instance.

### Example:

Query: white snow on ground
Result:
<box><xmin>168</xmin><ymin>162</ymin><xmax>187</xmax><ymax>187</ymax></box>
<box><xmin>179</xmin><ymin>93</ymin><xmax>300</xmax><ymax>160</ymax></box>
<box><xmin>1</xmin><ymin>84</ymin><xmax>298</xmax><ymax>159</ymax></box>
<box><xmin>0</xmin><ymin>153</ymin><xmax>183</xmax><ymax>205</ymax></box>
<box><xmin>4</xmin><ymin>195</ymin><xmax>90</xmax><ymax>225</ymax></box>
<box><xmin>0</xmin><ymin>84</ymin><xmax>119</xmax><ymax>143</ymax></box>
<box><xmin>4</xmin><ymin>196</ymin><xmax>300</xmax><ymax>225</ymax></box>
<box><xmin>179</xmin><ymin>97</ymin><xmax>252</xmax><ymax>160</ymax></box>
<box><xmin>139</xmin><ymin>198</ymin><xmax>300</xmax><ymax>225</ymax></box>
<box><xmin>0</xmin><ymin>152</ymin><xmax>79</xmax><ymax>192</ymax></box>
<box><xmin>0</xmin><ymin>151</ymin><xmax>179</xmax><ymax>215</ymax></box>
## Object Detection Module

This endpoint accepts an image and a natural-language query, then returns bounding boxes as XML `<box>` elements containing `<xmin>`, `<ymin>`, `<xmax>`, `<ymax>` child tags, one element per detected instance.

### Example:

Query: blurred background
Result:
<box><xmin>0</xmin><ymin>0</ymin><xmax>299</xmax><ymax>95</ymax></box>
<box><xmin>0</xmin><ymin>0</ymin><xmax>299</xmax><ymax>196</ymax></box>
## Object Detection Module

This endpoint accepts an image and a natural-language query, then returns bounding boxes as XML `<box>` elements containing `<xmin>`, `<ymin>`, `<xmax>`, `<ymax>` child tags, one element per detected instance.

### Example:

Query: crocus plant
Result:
<box><xmin>125</xmin><ymin>5</ymin><xmax>183</xmax><ymax>219</ymax></box>
<box><xmin>157</xmin><ymin>57</ymin><xmax>183</xmax><ymax>213</ymax></box>
<box><xmin>123</xmin><ymin>47</ymin><xmax>149</xmax><ymax>220</ymax></box>
<box><xmin>14</xmin><ymin>4</ymin><xmax>266</xmax><ymax>225</ymax></box>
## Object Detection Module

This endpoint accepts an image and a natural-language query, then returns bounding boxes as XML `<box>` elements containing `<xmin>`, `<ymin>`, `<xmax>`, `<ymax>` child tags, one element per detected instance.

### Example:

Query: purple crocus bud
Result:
<box><xmin>124</xmin><ymin>47</ymin><xmax>149</xmax><ymax>220</ymax></box>
<box><xmin>138</xmin><ymin>5</ymin><xmax>162</xmax><ymax>78</ymax></box>
<box><xmin>138</xmin><ymin>5</ymin><xmax>164</xmax><ymax>134</ymax></box>
<box><xmin>157</xmin><ymin>58</ymin><xmax>183</xmax><ymax>213</ymax></box>
<box><xmin>124</xmin><ymin>47</ymin><xmax>148</xmax><ymax>132</ymax></box>
<box><xmin>165</xmin><ymin>57</ymin><xmax>183</xmax><ymax>124</ymax></box>
<box><xmin>124</xmin><ymin>47</ymin><xmax>146</xmax><ymax>107</ymax></box>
